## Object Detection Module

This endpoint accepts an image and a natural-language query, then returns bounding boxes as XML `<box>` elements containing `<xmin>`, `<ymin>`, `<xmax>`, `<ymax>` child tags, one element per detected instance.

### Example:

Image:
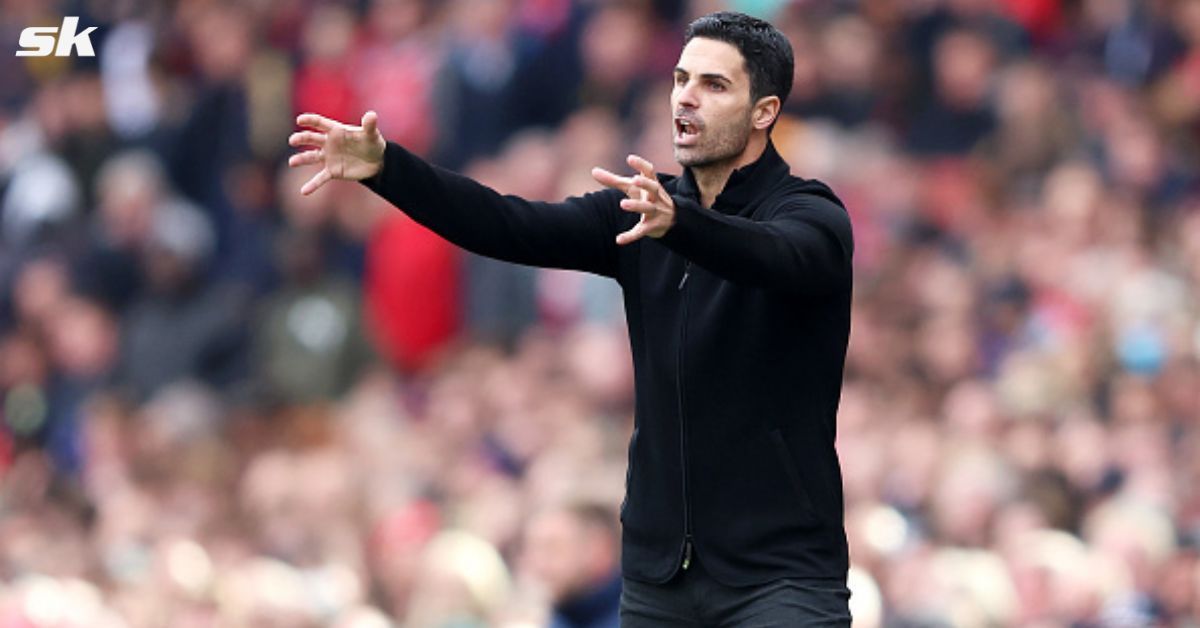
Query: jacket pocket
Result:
<box><xmin>769</xmin><ymin>428</ymin><xmax>817</xmax><ymax>519</ymax></box>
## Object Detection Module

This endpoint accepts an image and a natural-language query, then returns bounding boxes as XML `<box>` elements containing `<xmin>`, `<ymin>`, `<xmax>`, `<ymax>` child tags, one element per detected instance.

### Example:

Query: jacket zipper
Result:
<box><xmin>677</xmin><ymin>264</ymin><xmax>691</xmax><ymax>290</ymax></box>
<box><xmin>677</xmin><ymin>260</ymin><xmax>693</xmax><ymax>570</ymax></box>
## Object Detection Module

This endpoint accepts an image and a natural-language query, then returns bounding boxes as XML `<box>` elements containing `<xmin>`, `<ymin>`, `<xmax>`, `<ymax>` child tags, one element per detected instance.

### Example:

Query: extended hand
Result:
<box><xmin>592</xmin><ymin>155</ymin><xmax>675</xmax><ymax>245</ymax></box>
<box><xmin>288</xmin><ymin>111</ymin><xmax>387</xmax><ymax>195</ymax></box>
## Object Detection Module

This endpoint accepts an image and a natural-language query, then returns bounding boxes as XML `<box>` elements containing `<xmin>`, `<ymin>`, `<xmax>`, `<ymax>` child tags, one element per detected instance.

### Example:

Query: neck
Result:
<box><xmin>691</xmin><ymin>132</ymin><xmax>769</xmax><ymax>208</ymax></box>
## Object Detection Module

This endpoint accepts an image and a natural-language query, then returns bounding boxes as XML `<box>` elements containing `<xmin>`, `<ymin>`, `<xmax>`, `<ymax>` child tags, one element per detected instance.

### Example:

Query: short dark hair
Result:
<box><xmin>684</xmin><ymin>11</ymin><xmax>794</xmax><ymax>106</ymax></box>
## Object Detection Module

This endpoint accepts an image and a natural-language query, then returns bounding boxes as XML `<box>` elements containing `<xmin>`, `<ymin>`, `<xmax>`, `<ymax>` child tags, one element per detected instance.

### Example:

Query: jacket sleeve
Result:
<box><xmin>658</xmin><ymin>193</ymin><xmax>853</xmax><ymax>296</ymax></box>
<box><xmin>360</xmin><ymin>141</ymin><xmax>625</xmax><ymax>278</ymax></box>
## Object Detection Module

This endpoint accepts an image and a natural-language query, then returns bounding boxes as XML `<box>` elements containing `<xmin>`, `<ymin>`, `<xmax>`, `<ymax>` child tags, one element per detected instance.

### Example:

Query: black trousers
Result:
<box><xmin>619</xmin><ymin>554</ymin><xmax>852</xmax><ymax>627</ymax></box>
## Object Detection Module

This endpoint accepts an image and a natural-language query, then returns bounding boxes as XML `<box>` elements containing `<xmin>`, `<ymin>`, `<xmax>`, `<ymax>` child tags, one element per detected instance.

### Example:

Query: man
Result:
<box><xmin>290</xmin><ymin>11</ymin><xmax>854</xmax><ymax>626</ymax></box>
<box><xmin>521</xmin><ymin>502</ymin><xmax>623</xmax><ymax>628</ymax></box>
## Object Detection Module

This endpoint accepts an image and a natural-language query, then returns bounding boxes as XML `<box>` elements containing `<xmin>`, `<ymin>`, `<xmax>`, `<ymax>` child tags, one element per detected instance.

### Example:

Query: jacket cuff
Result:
<box><xmin>659</xmin><ymin>194</ymin><xmax>706</xmax><ymax>253</ymax></box>
<box><xmin>359</xmin><ymin>141</ymin><xmax>406</xmax><ymax>194</ymax></box>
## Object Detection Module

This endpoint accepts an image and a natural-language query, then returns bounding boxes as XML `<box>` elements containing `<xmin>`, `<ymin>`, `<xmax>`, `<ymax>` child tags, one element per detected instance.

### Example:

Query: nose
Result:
<box><xmin>675</xmin><ymin>80</ymin><xmax>699</xmax><ymax>109</ymax></box>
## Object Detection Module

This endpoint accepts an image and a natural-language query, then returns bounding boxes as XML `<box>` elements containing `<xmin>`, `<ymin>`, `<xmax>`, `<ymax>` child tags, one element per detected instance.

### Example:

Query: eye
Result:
<box><xmin>674</xmin><ymin>74</ymin><xmax>687</xmax><ymax>86</ymax></box>
<box><xmin>708</xmin><ymin>81</ymin><xmax>725</xmax><ymax>92</ymax></box>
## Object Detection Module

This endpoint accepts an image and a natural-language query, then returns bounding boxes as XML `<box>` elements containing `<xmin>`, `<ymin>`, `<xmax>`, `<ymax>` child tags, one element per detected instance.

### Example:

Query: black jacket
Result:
<box><xmin>363</xmin><ymin>140</ymin><xmax>853</xmax><ymax>586</ymax></box>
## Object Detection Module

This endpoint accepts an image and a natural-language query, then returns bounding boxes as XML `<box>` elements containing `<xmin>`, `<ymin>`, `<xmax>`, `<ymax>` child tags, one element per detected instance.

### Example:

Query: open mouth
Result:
<box><xmin>674</xmin><ymin>117</ymin><xmax>701</xmax><ymax>146</ymax></box>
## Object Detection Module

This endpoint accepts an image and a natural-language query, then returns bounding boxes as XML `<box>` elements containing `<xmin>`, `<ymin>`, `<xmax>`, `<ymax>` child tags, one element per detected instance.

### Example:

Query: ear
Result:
<box><xmin>752</xmin><ymin>96</ymin><xmax>781</xmax><ymax>131</ymax></box>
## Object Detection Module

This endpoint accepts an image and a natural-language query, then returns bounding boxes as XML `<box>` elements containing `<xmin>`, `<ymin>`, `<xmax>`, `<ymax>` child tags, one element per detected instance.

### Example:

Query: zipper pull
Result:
<box><xmin>682</xmin><ymin>537</ymin><xmax>694</xmax><ymax>570</ymax></box>
<box><xmin>678</xmin><ymin>263</ymin><xmax>691</xmax><ymax>291</ymax></box>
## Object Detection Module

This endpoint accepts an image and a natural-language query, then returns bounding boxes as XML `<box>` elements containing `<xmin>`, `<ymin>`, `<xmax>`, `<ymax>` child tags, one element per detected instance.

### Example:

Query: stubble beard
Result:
<box><xmin>674</xmin><ymin>112</ymin><xmax>753</xmax><ymax>171</ymax></box>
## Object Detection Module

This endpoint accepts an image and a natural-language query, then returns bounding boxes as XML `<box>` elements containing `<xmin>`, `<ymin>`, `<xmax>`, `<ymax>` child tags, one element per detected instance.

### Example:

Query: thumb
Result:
<box><xmin>361</xmin><ymin>110</ymin><xmax>379</xmax><ymax>136</ymax></box>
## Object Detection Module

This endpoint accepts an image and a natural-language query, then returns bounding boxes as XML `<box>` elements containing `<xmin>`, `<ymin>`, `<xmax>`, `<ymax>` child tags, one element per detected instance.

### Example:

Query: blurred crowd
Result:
<box><xmin>1</xmin><ymin>0</ymin><xmax>1200</xmax><ymax>625</ymax></box>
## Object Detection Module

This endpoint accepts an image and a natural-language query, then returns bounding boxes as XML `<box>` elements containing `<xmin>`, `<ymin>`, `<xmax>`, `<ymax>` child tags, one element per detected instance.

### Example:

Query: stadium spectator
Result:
<box><xmin>520</xmin><ymin>502</ymin><xmax>622</xmax><ymax>628</ymax></box>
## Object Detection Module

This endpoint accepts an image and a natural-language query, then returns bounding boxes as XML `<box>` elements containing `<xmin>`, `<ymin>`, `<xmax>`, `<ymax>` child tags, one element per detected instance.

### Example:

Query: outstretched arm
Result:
<box><xmin>661</xmin><ymin>194</ymin><xmax>853</xmax><ymax>296</ymax></box>
<box><xmin>593</xmin><ymin>157</ymin><xmax>852</xmax><ymax>296</ymax></box>
<box><xmin>288</xmin><ymin>111</ymin><xmax>627</xmax><ymax>277</ymax></box>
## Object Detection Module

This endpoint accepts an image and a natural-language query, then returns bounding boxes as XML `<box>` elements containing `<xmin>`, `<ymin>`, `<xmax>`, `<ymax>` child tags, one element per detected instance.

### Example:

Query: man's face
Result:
<box><xmin>671</xmin><ymin>37</ymin><xmax>755</xmax><ymax>168</ymax></box>
<box><xmin>521</xmin><ymin>511</ymin><xmax>591</xmax><ymax>601</ymax></box>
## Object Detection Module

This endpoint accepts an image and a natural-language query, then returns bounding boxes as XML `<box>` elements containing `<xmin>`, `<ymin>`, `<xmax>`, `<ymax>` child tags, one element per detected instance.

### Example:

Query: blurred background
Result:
<box><xmin>1</xmin><ymin>0</ymin><xmax>1199</xmax><ymax>625</ymax></box>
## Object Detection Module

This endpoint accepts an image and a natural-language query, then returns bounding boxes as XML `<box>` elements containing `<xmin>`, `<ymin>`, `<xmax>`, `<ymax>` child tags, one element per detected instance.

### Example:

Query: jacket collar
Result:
<box><xmin>676</xmin><ymin>141</ymin><xmax>790</xmax><ymax>214</ymax></box>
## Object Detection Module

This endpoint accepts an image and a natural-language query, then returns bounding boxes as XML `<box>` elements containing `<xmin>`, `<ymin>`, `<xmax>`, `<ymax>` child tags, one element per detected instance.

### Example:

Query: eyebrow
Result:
<box><xmin>674</xmin><ymin>67</ymin><xmax>733</xmax><ymax>85</ymax></box>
